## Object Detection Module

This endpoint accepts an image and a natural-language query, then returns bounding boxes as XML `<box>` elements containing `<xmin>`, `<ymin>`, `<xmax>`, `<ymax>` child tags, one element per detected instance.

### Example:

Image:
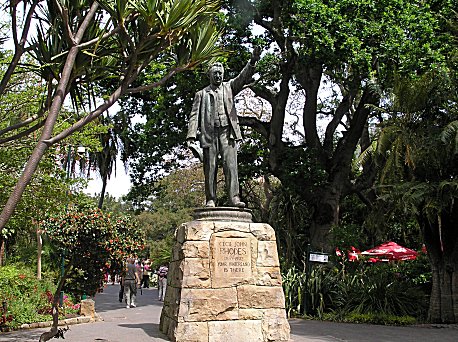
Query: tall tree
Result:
<box><xmin>121</xmin><ymin>0</ymin><xmax>449</xmax><ymax>253</ymax></box>
<box><xmin>0</xmin><ymin>0</ymin><xmax>224</xmax><ymax>232</ymax></box>
<box><xmin>373</xmin><ymin>67</ymin><xmax>458</xmax><ymax>323</ymax></box>
<box><xmin>87</xmin><ymin>115</ymin><xmax>121</xmax><ymax>209</ymax></box>
<box><xmin>228</xmin><ymin>0</ymin><xmax>449</xmax><ymax>251</ymax></box>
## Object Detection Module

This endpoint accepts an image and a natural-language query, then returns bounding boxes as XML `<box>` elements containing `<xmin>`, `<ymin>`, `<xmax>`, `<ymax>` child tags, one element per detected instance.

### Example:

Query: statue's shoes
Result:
<box><xmin>231</xmin><ymin>197</ymin><xmax>246</xmax><ymax>208</ymax></box>
<box><xmin>205</xmin><ymin>200</ymin><xmax>216</xmax><ymax>207</ymax></box>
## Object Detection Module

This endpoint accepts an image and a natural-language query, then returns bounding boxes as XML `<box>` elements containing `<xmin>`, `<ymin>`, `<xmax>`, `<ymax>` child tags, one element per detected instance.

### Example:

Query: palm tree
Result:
<box><xmin>0</xmin><ymin>1</ymin><xmax>225</xmax><ymax>340</ymax></box>
<box><xmin>371</xmin><ymin>70</ymin><xmax>458</xmax><ymax>323</ymax></box>
<box><xmin>0</xmin><ymin>0</ymin><xmax>225</xmax><ymax>237</ymax></box>
<box><xmin>87</xmin><ymin>115</ymin><xmax>121</xmax><ymax>209</ymax></box>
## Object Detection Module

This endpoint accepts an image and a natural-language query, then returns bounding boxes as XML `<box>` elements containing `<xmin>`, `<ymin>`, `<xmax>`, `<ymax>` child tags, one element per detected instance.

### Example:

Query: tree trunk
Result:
<box><xmin>0</xmin><ymin>3</ymin><xmax>99</xmax><ymax>232</ymax></box>
<box><xmin>310</xmin><ymin>186</ymin><xmax>340</xmax><ymax>253</ymax></box>
<box><xmin>428</xmin><ymin>260</ymin><xmax>457</xmax><ymax>323</ymax></box>
<box><xmin>421</xmin><ymin>207</ymin><xmax>458</xmax><ymax>323</ymax></box>
<box><xmin>98</xmin><ymin>172</ymin><xmax>108</xmax><ymax>209</ymax></box>
<box><xmin>39</xmin><ymin>261</ymin><xmax>70</xmax><ymax>341</ymax></box>
<box><xmin>39</xmin><ymin>303</ymin><xmax>60</xmax><ymax>342</ymax></box>
<box><xmin>0</xmin><ymin>238</ymin><xmax>5</xmax><ymax>266</ymax></box>
<box><xmin>37</xmin><ymin>228</ymin><xmax>42</xmax><ymax>279</ymax></box>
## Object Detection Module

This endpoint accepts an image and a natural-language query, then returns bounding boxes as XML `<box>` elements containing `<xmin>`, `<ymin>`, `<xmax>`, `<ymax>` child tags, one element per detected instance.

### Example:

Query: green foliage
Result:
<box><xmin>0</xmin><ymin>143</ymin><xmax>85</xmax><ymax>243</ymax></box>
<box><xmin>333</xmin><ymin>193</ymin><xmax>423</xmax><ymax>253</ymax></box>
<box><xmin>130</xmin><ymin>166</ymin><xmax>208</xmax><ymax>267</ymax></box>
<box><xmin>120</xmin><ymin>70</ymin><xmax>208</xmax><ymax>204</ymax></box>
<box><xmin>269</xmin><ymin>189</ymin><xmax>311</xmax><ymax>267</ymax></box>
<box><xmin>334</xmin><ymin>263</ymin><xmax>428</xmax><ymax>319</ymax></box>
<box><xmin>40</xmin><ymin>206</ymin><xmax>144</xmax><ymax>297</ymax></box>
<box><xmin>0</xmin><ymin>265</ymin><xmax>55</xmax><ymax>329</ymax></box>
<box><xmin>149</xmin><ymin>234</ymin><xmax>174</xmax><ymax>270</ymax></box>
<box><xmin>282</xmin><ymin>259</ymin><xmax>430</xmax><ymax>322</ymax></box>
<box><xmin>339</xmin><ymin>312</ymin><xmax>416</xmax><ymax>326</ymax></box>
<box><xmin>283</xmin><ymin>265</ymin><xmax>339</xmax><ymax>318</ymax></box>
<box><xmin>291</xmin><ymin>0</ymin><xmax>448</xmax><ymax>80</ymax></box>
<box><xmin>282</xmin><ymin>266</ymin><xmax>307</xmax><ymax>317</ymax></box>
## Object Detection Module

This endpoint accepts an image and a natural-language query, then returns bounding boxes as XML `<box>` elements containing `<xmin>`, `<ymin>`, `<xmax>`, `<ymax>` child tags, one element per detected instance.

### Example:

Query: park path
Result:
<box><xmin>1</xmin><ymin>283</ymin><xmax>457</xmax><ymax>341</ymax></box>
<box><xmin>0</xmin><ymin>283</ymin><xmax>167</xmax><ymax>342</ymax></box>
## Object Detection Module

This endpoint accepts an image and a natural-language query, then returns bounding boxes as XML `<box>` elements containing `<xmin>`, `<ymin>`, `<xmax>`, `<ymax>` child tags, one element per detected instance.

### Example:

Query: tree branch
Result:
<box><xmin>77</xmin><ymin>26</ymin><xmax>122</xmax><ymax>49</ymax></box>
<box><xmin>74</xmin><ymin>2</ymin><xmax>99</xmax><ymax>43</ymax></box>
<box><xmin>333</xmin><ymin>86</ymin><xmax>380</xmax><ymax>169</ymax></box>
<box><xmin>323</xmin><ymin>93</ymin><xmax>353</xmax><ymax>155</ymax></box>
<box><xmin>0</xmin><ymin>0</ymin><xmax>40</xmax><ymax>97</ymax></box>
<box><xmin>53</xmin><ymin>0</ymin><xmax>76</xmax><ymax>45</ymax></box>
<box><xmin>297</xmin><ymin>63</ymin><xmax>323</xmax><ymax>152</ymax></box>
<box><xmin>43</xmin><ymin>84</ymin><xmax>126</xmax><ymax>146</ymax></box>
<box><xmin>0</xmin><ymin>119</ymin><xmax>46</xmax><ymax>145</ymax></box>
<box><xmin>250</xmin><ymin>86</ymin><xmax>275</xmax><ymax>104</ymax></box>
<box><xmin>126</xmin><ymin>66</ymin><xmax>187</xmax><ymax>94</ymax></box>
<box><xmin>239</xmin><ymin>115</ymin><xmax>270</xmax><ymax>140</ymax></box>
<box><xmin>0</xmin><ymin>114</ymin><xmax>40</xmax><ymax>136</ymax></box>
<box><xmin>76</xmin><ymin>13</ymin><xmax>140</xmax><ymax>50</ymax></box>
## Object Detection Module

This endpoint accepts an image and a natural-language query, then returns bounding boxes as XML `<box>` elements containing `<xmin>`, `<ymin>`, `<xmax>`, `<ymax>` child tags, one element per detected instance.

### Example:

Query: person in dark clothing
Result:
<box><xmin>141</xmin><ymin>261</ymin><xmax>151</xmax><ymax>288</ymax></box>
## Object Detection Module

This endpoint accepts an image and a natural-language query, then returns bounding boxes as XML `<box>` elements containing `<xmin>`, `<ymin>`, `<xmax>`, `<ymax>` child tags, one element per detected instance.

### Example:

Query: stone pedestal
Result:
<box><xmin>79</xmin><ymin>299</ymin><xmax>95</xmax><ymax>319</ymax></box>
<box><xmin>159</xmin><ymin>208</ymin><xmax>290</xmax><ymax>342</ymax></box>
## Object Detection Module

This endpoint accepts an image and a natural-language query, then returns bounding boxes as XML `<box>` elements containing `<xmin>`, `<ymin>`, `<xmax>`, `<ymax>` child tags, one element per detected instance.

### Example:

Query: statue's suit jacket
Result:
<box><xmin>187</xmin><ymin>61</ymin><xmax>256</xmax><ymax>148</ymax></box>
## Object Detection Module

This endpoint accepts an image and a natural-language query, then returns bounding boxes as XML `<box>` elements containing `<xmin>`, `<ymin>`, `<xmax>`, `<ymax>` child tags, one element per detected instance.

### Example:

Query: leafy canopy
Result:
<box><xmin>40</xmin><ymin>206</ymin><xmax>144</xmax><ymax>296</ymax></box>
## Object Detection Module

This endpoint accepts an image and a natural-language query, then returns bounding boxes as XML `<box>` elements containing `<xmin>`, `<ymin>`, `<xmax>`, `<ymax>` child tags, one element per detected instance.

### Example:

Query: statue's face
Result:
<box><xmin>209</xmin><ymin>66</ymin><xmax>224</xmax><ymax>86</ymax></box>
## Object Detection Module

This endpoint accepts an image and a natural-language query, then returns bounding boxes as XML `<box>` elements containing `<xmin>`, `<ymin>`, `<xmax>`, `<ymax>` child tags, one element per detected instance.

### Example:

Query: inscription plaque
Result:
<box><xmin>213</xmin><ymin>237</ymin><xmax>252</xmax><ymax>278</ymax></box>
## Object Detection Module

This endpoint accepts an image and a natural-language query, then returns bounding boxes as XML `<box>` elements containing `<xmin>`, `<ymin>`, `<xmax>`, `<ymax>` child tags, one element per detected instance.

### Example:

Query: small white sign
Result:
<box><xmin>309</xmin><ymin>253</ymin><xmax>329</xmax><ymax>263</ymax></box>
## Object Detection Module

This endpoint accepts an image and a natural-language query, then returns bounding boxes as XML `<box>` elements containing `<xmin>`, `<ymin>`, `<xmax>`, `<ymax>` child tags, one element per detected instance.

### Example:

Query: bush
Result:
<box><xmin>282</xmin><ymin>266</ymin><xmax>307</xmax><ymax>317</ymax></box>
<box><xmin>282</xmin><ymin>265</ymin><xmax>339</xmax><ymax>318</ymax></box>
<box><xmin>334</xmin><ymin>262</ymin><xmax>429</xmax><ymax>320</ymax></box>
<box><xmin>41</xmin><ymin>207</ymin><xmax>144</xmax><ymax>298</ymax></box>
<box><xmin>0</xmin><ymin>264</ymin><xmax>81</xmax><ymax>330</ymax></box>
<box><xmin>0</xmin><ymin>265</ymin><xmax>55</xmax><ymax>329</ymax></box>
<box><xmin>282</xmin><ymin>257</ymin><xmax>430</xmax><ymax>323</ymax></box>
<box><xmin>341</xmin><ymin>312</ymin><xmax>417</xmax><ymax>326</ymax></box>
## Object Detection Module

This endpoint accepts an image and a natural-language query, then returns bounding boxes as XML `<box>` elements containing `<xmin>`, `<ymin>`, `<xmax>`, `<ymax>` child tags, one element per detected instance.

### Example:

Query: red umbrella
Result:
<box><xmin>348</xmin><ymin>246</ymin><xmax>361</xmax><ymax>261</ymax></box>
<box><xmin>361</xmin><ymin>241</ymin><xmax>417</xmax><ymax>261</ymax></box>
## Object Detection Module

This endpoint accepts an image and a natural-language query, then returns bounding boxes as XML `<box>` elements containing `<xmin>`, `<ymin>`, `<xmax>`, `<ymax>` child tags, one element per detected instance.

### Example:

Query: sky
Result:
<box><xmin>85</xmin><ymin>161</ymin><xmax>132</xmax><ymax>199</ymax></box>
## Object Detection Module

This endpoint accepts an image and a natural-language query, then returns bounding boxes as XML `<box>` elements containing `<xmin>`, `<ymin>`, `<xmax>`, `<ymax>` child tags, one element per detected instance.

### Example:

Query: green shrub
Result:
<box><xmin>333</xmin><ymin>263</ymin><xmax>428</xmax><ymax>319</ymax></box>
<box><xmin>342</xmin><ymin>312</ymin><xmax>417</xmax><ymax>325</ymax></box>
<box><xmin>282</xmin><ymin>266</ymin><xmax>307</xmax><ymax>317</ymax></box>
<box><xmin>282</xmin><ymin>258</ymin><xmax>430</xmax><ymax>322</ymax></box>
<box><xmin>282</xmin><ymin>265</ymin><xmax>339</xmax><ymax>318</ymax></box>
<box><xmin>0</xmin><ymin>265</ymin><xmax>55</xmax><ymax>329</ymax></box>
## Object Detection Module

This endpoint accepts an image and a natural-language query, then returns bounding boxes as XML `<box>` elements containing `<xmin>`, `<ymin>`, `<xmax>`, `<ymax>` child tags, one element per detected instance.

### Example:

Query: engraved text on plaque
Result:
<box><xmin>213</xmin><ymin>237</ymin><xmax>252</xmax><ymax>278</ymax></box>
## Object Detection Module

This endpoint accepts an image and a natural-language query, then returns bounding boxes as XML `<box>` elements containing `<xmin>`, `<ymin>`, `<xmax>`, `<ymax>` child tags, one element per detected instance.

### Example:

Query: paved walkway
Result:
<box><xmin>1</xmin><ymin>284</ymin><xmax>457</xmax><ymax>341</ymax></box>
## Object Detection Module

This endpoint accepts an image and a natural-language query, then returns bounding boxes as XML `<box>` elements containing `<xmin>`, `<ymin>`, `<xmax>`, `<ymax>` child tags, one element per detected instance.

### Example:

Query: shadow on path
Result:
<box><xmin>288</xmin><ymin>318</ymin><xmax>458</xmax><ymax>342</ymax></box>
<box><xmin>117</xmin><ymin>323</ymin><xmax>167</xmax><ymax>339</ymax></box>
<box><xmin>93</xmin><ymin>284</ymin><xmax>162</xmax><ymax>313</ymax></box>
<box><xmin>0</xmin><ymin>329</ymin><xmax>46</xmax><ymax>342</ymax></box>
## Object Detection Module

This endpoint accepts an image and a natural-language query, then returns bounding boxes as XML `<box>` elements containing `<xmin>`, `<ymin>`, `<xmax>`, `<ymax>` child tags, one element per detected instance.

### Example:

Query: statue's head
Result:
<box><xmin>208</xmin><ymin>62</ymin><xmax>224</xmax><ymax>86</ymax></box>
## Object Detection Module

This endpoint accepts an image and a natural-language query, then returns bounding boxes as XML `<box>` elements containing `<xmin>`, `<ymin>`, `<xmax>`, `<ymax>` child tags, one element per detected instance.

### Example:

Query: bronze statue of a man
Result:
<box><xmin>186</xmin><ymin>48</ymin><xmax>260</xmax><ymax>208</ymax></box>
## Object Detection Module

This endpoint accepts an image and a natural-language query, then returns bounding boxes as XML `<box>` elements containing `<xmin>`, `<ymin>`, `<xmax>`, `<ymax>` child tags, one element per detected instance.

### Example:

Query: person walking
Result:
<box><xmin>142</xmin><ymin>261</ymin><xmax>151</xmax><ymax>288</ymax></box>
<box><xmin>157</xmin><ymin>263</ymin><xmax>168</xmax><ymax>301</ymax></box>
<box><xmin>123</xmin><ymin>258</ymin><xmax>140</xmax><ymax>308</ymax></box>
